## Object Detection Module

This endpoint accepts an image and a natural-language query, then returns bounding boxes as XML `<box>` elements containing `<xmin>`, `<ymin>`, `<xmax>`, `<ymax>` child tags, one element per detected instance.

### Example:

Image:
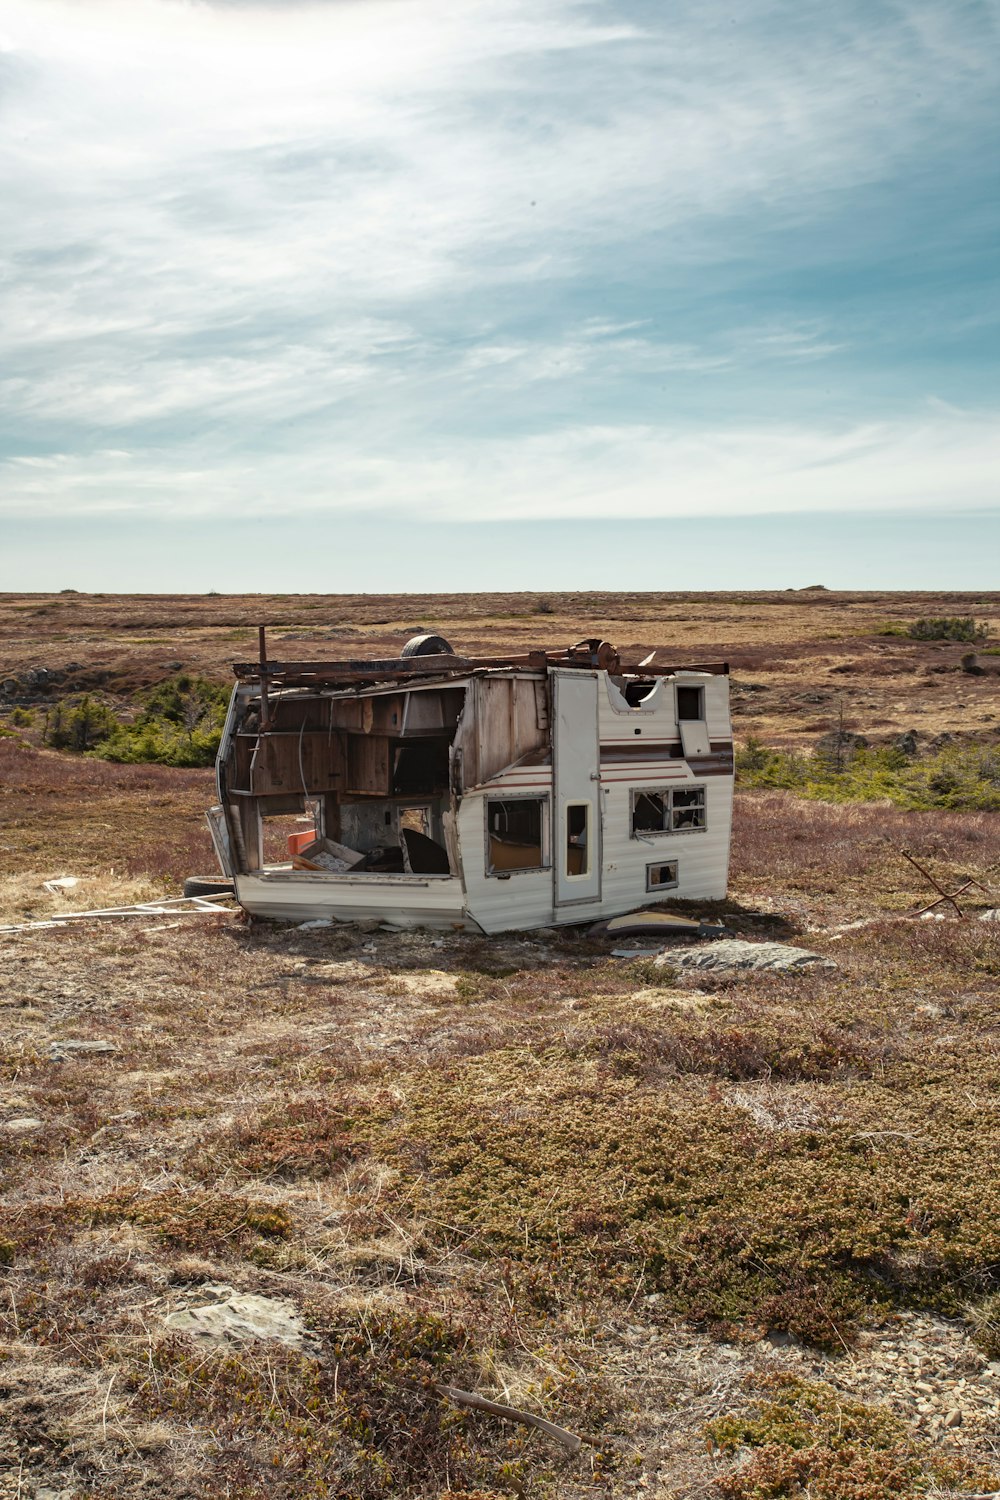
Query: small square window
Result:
<box><xmin>676</xmin><ymin>685</ymin><xmax>705</xmax><ymax>721</ymax></box>
<box><xmin>565</xmin><ymin>801</ymin><xmax>590</xmax><ymax>878</ymax></box>
<box><xmin>646</xmin><ymin>860</ymin><xmax>678</xmax><ymax>891</ymax></box>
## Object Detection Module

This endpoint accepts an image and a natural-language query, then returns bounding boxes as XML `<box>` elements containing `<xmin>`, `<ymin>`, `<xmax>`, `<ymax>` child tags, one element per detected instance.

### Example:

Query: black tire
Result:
<box><xmin>401</xmin><ymin>632</ymin><xmax>454</xmax><ymax>658</ymax></box>
<box><xmin>183</xmin><ymin>876</ymin><xmax>235</xmax><ymax>899</ymax></box>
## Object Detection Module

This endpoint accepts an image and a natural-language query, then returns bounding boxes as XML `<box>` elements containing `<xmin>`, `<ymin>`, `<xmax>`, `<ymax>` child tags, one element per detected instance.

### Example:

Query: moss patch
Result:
<box><xmin>707</xmin><ymin>1372</ymin><xmax>997</xmax><ymax>1498</ymax></box>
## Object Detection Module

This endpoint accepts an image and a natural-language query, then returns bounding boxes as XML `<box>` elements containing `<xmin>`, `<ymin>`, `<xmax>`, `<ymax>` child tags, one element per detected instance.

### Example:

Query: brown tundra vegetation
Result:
<box><xmin>1</xmin><ymin>590</ymin><xmax>1000</xmax><ymax>1500</ymax></box>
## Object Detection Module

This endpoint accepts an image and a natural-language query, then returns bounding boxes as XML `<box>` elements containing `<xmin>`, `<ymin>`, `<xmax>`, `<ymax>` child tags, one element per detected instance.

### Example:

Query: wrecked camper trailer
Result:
<box><xmin>205</xmin><ymin>634</ymin><xmax>733</xmax><ymax>933</ymax></box>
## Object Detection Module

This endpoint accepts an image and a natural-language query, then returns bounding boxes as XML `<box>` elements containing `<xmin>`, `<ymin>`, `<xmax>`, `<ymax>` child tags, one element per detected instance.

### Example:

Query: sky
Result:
<box><xmin>1</xmin><ymin>0</ymin><xmax>998</xmax><ymax>591</ymax></box>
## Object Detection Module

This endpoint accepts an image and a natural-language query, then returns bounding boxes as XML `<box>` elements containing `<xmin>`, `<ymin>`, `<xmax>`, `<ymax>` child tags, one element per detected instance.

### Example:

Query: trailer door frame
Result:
<box><xmin>551</xmin><ymin>668</ymin><xmax>602</xmax><ymax>908</ymax></box>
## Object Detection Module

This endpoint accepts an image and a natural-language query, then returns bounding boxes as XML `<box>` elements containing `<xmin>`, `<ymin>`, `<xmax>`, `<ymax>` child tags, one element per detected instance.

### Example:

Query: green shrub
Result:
<box><xmin>736</xmin><ymin>739</ymin><xmax>1000</xmax><ymax>812</ymax></box>
<box><xmin>43</xmin><ymin>675</ymin><xmax>229</xmax><ymax>767</ymax></box>
<box><xmin>9</xmin><ymin>707</ymin><xmax>33</xmax><ymax>727</ymax></box>
<box><xmin>908</xmin><ymin>616</ymin><xmax>990</xmax><ymax>643</ymax></box>
<box><xmin>96</xmin><ymin>674</ymin><xmax>229</xmax><ymax>767</ymax></box>
<box><xmin>44</xmin><ymin>695</ymin><xmax>118</xmax><ymax>751</ymax></box>
<box><xmin>707</xmin><ymin>1373</ymin><xmax>996</xmax><ymax>1499</ymax></box>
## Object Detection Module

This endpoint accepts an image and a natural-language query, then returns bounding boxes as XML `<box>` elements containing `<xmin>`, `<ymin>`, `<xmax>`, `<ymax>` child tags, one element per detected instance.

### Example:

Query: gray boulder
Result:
<box><xmin>164</xmin><ymin>1290</ymin><xmax>314</xmax><ymax>1351</ymax></box>
<box><xmin>657</xmin><ymin>939</ymin><xmax>836</xmax><ymax>974</ymax></box>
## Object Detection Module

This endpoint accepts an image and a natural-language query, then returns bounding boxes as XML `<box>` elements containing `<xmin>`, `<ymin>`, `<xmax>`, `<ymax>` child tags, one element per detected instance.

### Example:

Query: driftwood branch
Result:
<box><xmin>436</xmin><ymin>1382</ymin><xmax>586</xmax><ymax>1454</ymax></box>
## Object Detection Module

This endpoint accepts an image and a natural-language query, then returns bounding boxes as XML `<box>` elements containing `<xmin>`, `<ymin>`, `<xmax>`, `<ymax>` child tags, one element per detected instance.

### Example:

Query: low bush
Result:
<box><xmin>9</xmin><ymin>1189</ymin><xmax>292</xmax><ymax>1257</ymax></box>
<box><xmin>42</xmin><ymin>674</ymin><xmax>229</xmax><ymax>767</ymax></box>
<box><xmin>707</xmin><ymin>1372</ymin><xmax>996</xmax><ymax>1499</ymax></box>
<box><xmin>736</xmin><ymin>737</ymin><xmax>1000</xmax><ymax>811</ymax></box>
<box><xmin>907</xmin><ymin>616</ymin><xmax>990</xmax><ymax>642</ymax></box>
<box><xmin>967</xmin><ymin>1291</ymin><xmax>1000</xmax><ymax>1359</ymax></box>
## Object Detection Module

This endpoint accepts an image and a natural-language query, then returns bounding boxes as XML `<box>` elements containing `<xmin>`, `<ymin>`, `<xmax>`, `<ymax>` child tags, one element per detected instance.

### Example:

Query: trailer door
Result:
<box><xmin>552</xmin><ymin>668</ymin><xmax>602</xmax><ymax>907</ymax></box>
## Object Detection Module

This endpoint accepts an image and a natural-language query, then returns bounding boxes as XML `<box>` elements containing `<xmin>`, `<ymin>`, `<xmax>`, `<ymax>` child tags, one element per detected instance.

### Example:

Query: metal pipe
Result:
<box><xmin>258</xmin><ymin>624</ymin><xmax>271</xmax><ymax>729</ymax></box>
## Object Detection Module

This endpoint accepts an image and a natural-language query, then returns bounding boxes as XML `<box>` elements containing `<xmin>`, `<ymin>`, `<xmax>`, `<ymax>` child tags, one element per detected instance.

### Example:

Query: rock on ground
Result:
<box><xmin>163</xmin><ymin>1289</ymin><xmax>313</xmax><ymax>1352</ymax></box>
<box><xmin>657</xmin><ymin>939</ymin><xmax>836</xmax><ymax>973</ymax></box>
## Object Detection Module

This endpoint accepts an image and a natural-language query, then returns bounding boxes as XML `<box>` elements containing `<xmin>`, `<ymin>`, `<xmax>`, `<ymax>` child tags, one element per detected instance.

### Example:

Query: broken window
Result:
<box><xmin>646</xmin><ymin>860</ymin><xmax>679</xmax><ymax>892</ymax></box>
<box><xmin>676</xmin><ymin>685</ymin><xmax>705</xmax><ymax>721</ymax></box>
<box><xmin>486</xmin><ymin>797</ymin><xmax>547</xmax><ymax>874</ymax></box>
<box><xmin>261</xmin><ymin>812</ymin><xmax>314</xmax><ymax>867</ymax></box>
<box><xmin>565</xmin><ymin>802</ymin><xmax>590</xmax><ymax>878</ymax></box>
<box><xmin>631</xmin><ymin>785</ymin><xmax>706</xmax><ymax>836</ymax></box>
<box><xmin>671</xmin><ymin>787</ymin><xmax>706</xmax><ymax>830</ymax></box>
<box><xmin>632</xmin><ymin>790</ymin><xmax>668</xmax><ymax>833</ymax></box>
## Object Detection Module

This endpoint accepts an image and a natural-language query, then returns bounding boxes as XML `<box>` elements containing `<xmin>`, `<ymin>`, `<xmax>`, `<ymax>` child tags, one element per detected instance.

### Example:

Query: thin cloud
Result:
<box><xmin>0</xmin><ymin>0</ymin><xmax>997</xmax><ymax>531</ymax></box>
<box><xmin>3</xmin><ymin>406</ymin><xmax>998</xmax><ymax>523</ymax></box>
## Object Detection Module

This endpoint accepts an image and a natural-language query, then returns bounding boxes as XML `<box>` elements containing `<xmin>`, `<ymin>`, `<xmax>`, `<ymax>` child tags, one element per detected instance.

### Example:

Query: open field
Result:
<box><xmin>3</xmin><ymin>588</ymin><xmax>1000</xmax><ymax>749</ymax></box>
<box><xmin>2</xmin><ymin>592</ymin><xmax>1000</xmax><ymax>1499</ymax></box>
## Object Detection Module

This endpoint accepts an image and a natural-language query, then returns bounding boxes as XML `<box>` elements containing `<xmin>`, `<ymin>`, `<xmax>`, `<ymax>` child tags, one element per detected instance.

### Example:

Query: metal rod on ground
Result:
<box><xmin>901</xmin><ymin>848</ymin><xmax>995</xmax><ymax>919</ymax></box>
<box><xmin>0</xmin><ymin>895</ymin><xmax>236</xmax><ymax>935</ymax></box>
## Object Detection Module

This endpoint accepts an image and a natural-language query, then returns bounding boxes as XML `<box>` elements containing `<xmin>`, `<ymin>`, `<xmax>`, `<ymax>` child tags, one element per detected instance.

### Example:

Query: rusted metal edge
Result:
<box><xmin>233</xmin><ymin>655</ymin><xmax>729</xmax><ymax>684</ymax></box>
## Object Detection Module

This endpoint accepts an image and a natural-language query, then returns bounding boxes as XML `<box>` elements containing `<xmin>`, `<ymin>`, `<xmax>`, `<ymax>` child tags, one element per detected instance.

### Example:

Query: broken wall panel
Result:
<box><xmin>457</xmin><ymin>676</ymin><xmax>550</xmax><ymax>789</ymax></box>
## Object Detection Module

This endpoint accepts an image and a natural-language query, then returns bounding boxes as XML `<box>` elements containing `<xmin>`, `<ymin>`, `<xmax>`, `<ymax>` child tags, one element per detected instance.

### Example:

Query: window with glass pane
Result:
<box><xmin>631</xmin><ymin>786</ymin><xmax>706</xmax><ymax>836</ymax></box>
<box><xmin>565</xmin><ymin>802</ymin><xmax>589</xmax><ymax>877</ymax></box>
<box><xmin>670</xmin><ymin>787</ymin><xmax>705</xmax><ymax>831</ymax></box>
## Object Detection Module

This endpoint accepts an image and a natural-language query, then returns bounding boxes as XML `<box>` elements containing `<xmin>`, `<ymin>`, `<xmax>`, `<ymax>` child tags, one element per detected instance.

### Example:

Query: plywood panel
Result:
<box><xmin>249</xmin><ymin>732</ymin><xmax>344</xmax><ymax>795</ymax></box>
<box><xmin>346</xmin><ymin>735</ymin><xmax>391</xmax><ymax>795</ymax></box>
<box><xmin>459</xmin><ymin>677</ymin><xmax>550</xmax><ymax>787</ymax></box>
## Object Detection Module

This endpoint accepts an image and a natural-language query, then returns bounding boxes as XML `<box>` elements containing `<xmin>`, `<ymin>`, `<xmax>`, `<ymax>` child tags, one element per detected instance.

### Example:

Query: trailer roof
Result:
<box><xmin>233</xmin><ymin>634</ymin><xmax>728</xmax><ymax>692</ymax></box>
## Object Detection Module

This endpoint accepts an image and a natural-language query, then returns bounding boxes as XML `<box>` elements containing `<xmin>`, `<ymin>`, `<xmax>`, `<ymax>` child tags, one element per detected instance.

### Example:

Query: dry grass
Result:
<box><xmin>2</xmin><ymin>594</ymin><xmax>1000</xmax><ymax>1496</ymax></box>
<box><xmin>0</xmin><ymin>871</ymin><xmax>170</xmax><ymax>925</ymax></box>
<box><xmin>2</xmin><ymin>848</ymin><xmax>1000</xmax><ymax>1495</ymax></box>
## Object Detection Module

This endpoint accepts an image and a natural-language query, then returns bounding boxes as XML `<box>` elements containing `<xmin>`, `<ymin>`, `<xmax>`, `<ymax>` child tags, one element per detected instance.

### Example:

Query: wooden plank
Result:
<box><xmin>249</xmin><ymin>732</ymin><xmax>344</xmax><ymax>795</ymax></box>
<box><xmin>345</xmin><ymin>735</ymin><xmax>391</xmax><ymax>795</ymax></box>
<box><xmin>233</xmin><ymin>655</ymin><xmax>729</xmax><ymax>686</ymax></box>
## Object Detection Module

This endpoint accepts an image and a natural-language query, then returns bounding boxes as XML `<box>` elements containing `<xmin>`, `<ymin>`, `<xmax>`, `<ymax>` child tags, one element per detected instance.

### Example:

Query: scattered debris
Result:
<box><xmin>592</xmin><ymin>911</ymin><xmax>728</xmax><ymax>939</ymax></box>
<box><xmin>2</xmin><ymin>1117</ymin><xmax>43</xmax><ymax>1133</ymax></box>
<box><xmin>657</xmin><ymin>939</ymin><xmax>836</xmax><ymax>974</ymax></box>
<box><xmin>0</xmin><ymin>893</ymin><xmax>236</xmax><ymax>935</ymax></box>
<box><xmin>42</xmin><ymin>877</ymin><xmax>80</xmax><ymax>895</ymax></box>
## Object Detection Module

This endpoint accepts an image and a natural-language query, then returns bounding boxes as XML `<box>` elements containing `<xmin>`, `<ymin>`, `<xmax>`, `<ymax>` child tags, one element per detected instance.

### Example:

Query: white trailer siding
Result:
<box><xmin>598</xmin><ymin>671</ymin><xmax>731</xmax><ymax>745</ymax></box>
<box><xmin>233</xmin><ymin>870</ymin><xmax>470</xmax><ymax>929</ymax></box>
<box><xmin>598</xmin><ymin>773</ymin><xmax>733</xmax><ymax>907</ymax></box>
<box><xmin>457</xmin><ymin>769</ymin><xmax>556</xmax><ymax>934</ymax></box>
